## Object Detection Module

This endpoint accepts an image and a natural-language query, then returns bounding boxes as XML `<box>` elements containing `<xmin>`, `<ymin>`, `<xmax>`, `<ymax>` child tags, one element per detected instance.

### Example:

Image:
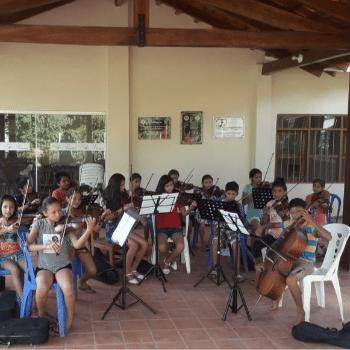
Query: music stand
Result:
<box><xmin>219</xmin><ymin>210</ymin><xmax>252</xmax><ymax>321</ymax></box>
<box><xmin>193</xmin><ymin>198</ymin><xmax>240</xmax><ymax>288</ymax></box>
<box><xmin>137</xmin><ymin>192</ymin><xmax>179</xmax><ymax>293</ymax></box>
<box><xmin>252</xmin><ymin>188</ymin><xmax>273</xmax><ymax>209</ymax></box>
<box><xmin>101</xmin><ymin>209</ymin><xmax>157</xmax><ymax>319</ymax></box>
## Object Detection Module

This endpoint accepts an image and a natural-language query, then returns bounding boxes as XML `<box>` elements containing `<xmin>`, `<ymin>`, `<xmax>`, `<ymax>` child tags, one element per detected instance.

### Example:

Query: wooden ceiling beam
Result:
<box><xmin>299</xmin><ymin>0</ymin><xmax>350</xmax><ymax>25</ymax></box>
<box><xmin>196</xmin><ymin>0</ymin><xmax>344</xmax><ymax>33</ymax></box>
<box><xmin>262</xmin><ymin>49</ymin><xmax>350</xmax><ymax>75</ymax></box>
<box><xmin>133</xmin><ymin>0</ymin><xmax>149</xmax><ymax>28</ymax></box>
<box><xmin>2</xmin><ymin>25</ymin><xmax>350</xmax><ymax>49</ymax></box>
<box><xmin>0</xmin><ymin>0</ymin><xmax>72</xmax><ymax>15</ymax></box>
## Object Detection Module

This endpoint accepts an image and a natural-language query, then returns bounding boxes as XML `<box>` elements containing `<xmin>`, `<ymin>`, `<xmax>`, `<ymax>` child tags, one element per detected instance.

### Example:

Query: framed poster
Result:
<box><xmin>181</xmin><ymin>111</ymin><xmax>203</xmax><ymax>144</ymax></box>
<box><xmin>138</xmin><ymin>117</ymin><xmax>171</xmax><ymax>140</ymax></box>
<box><xmin>212</xmin><ymin>117</ymin><xmax>245</xmax><ymax>138</ymax></box>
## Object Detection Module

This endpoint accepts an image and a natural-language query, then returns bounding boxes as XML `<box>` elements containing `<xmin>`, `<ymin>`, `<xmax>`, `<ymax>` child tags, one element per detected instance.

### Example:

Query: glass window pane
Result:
<box><xmin>309</xmin><ymin>157</ymin><xmax>339</xmax><ymax>183</ymax></box>
<box><xmin>310</xmin><ymin>130</ymin><xmax>340</xmax><ymax>156</ymax></box>
<box><xmin>277</xmin><ymin>115</ymin><xmax>307</xmax><ymax>129</ymax></box>
<box><xmin>276</xmin><ymin>158</ymin><xmax>303</xmax><ymax>182</ymax></box>
<box><xmin>277</xmin><ymin>132</ymin><xmax>303</xmax><ymax>155</ymax></box>
<box><xmin>311</xmin><ymin>116</ymin><xmax>341</xmax><ymax>129</ymax></box>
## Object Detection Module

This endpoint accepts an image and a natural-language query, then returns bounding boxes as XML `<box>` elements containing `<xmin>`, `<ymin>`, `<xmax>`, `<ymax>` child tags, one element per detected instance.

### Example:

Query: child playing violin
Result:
<box><xmin>211</xmin><ymin>182</ymin><xmax>247</xmax><ymax>282</ymax></box>
<box><xmin>251</xmin><ymin>178</ymin><xmax>290</xmax><ymax>265</ymax></box>
<box><xmin>102</xmin><ymin>173</ymin><xmax>148</xmax><ymax>284</ymax></box>
<box><xmin>242</xmin><ymin>169</ymin><xmax>264</xmax><ymax>233</ymax></box>
<box><xmin>63</xmin><ymin>188</ymin><xmax>100</xmax><ymax>293</ymax></box>
<box><xmin>14</xmin><ymin>176</ymin><xmax>41</xmax><ymax>214</ymax></box>
<box><xmin>305</xmin><ymin>178</ymin><xmax>330</xmax><ymax>256</ymax></box>
<box><xmin>27</xmin><ymin>196</ymin><xmax>96</xmax><ymax>331</ymax></box>
<box><xmin>155</xmin><ymin>175</ymin><xmax>196</xmax><ymax>274</ymax></box>
<box><xmin>131</xmin><ymin>173</ymin><xmax>150</xmax><ymax>242</ymax></box>
<box><xmin>52</xmin><ymin>171</ymin><xmax>71</xmax><ymax>205</ymax></box>
<box><xmin>264</xmin><ymin>198</ymin><xmax>331</xmax><ymax>325</ymax></box>
<box><xmin>195</xmin><ymin>175</ymin><xmax>221</xmax><ymax>250</ymax></box>
<box><xmin>0</xmin><ymin>195</ymin><xmax>26</xmax><ymax>298</ymax></box>
<box><xmin>168</xmin><ymin>169</ymin><xmax>180</xmax><ymax>188</ymax></box>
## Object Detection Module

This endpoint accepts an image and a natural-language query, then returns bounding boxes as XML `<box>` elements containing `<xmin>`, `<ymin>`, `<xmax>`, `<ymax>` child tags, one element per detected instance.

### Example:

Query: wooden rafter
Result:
<box><xmin>196</xmin><ymin>0</ymin><xmax>345</xmax><ymax>33</ymax></box>
<box><xmin>299</xmin><ymin>0</ymin><xmax>350</xmax><ymax>24</ymax></box>
<box><xmin>1</xmin><ymin>25</ymin><xmax>350</xmax><ymax>49</ymax></box>
<box><xmin>133</xmin><ymin>0</ymin><xmax>149</xmax><ymax>28</ymax></box>
<box><xmin>0</xmin><ymin>0</ymin><xmax>69</xmax><ymax>15</ymax></box>
<box><xmin>262</xmin><ymin>49</ymin><xmax>350</xmax><ymax>75</ymax></box>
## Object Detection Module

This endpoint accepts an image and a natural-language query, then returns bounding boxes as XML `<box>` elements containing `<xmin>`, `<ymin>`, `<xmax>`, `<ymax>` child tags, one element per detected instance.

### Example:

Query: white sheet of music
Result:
<box><xmin>219</xmin><ymin>210</ymin><xmax>249</xmax><ymax>235</ymax></box>
<box><xmin>139</xmin><ymin>193</ymin><xmax>178</xmax><ymax>216</ymax></box>
<box><xmin>111</xmin><ymin>209</ymin><xmax>139</xmax><ymax>246</ymax></box>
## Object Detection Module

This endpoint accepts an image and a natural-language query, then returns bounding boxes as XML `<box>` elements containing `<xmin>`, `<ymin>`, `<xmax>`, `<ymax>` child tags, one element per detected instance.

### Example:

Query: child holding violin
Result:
<box><xmin>266</xmin><ymin>198</ymin><xmax>331</xmax><ymax>325</ymax></box>
<box><xmin>155</xmin><ymin>175</ymin><xmax>196</xmax><ymax>274</ymax></box>
<box><xmin>251</xmin><ymin>178</ymin><xmax>291</xmax><ymax>264</ymax></box>
<box><xmin>242</xmin><ymin>169</ymin><xmax>264</xmax><ymax>232</ymax></box>
<box><xmin>0</xmin><ymin>195</ymin><xmax>26</xmax><ymax>298</ymax></box>
<box><xmin>14</xmin><ymin>176</ymin><xmax>42</xmax><ymax>214</ymax></box>
<box><xmin>102</xmin><ymin>173</ymin><xmax>148</xmax><ymax>284</ymax></box>
<box><xmin>27</xmin><ymin>196</ymin><xmax>96</xmax><ymax>331</ymax></box>
<box><xmin>305</xmin><ymin>178</ymin><xmax>330</xmax><ymax>255</ymax></box>
<box><xmin>63</xmin><ymin>188</ymin><xmax>101</xmax><ymax>293</ymax></box>
<box><xmin>211</xmin><ymin>181</ymin><xmax>247</xmax><ymax>282</ymax></box>
<box><xmin>52</xmin><ymin>171</ymin><xmax>71</xmax><ymax>205</ymax></box>
<box><xmin>131</xmin><ymin>173</ymin><xmax>150</xmax><ymax>242</ymax></box>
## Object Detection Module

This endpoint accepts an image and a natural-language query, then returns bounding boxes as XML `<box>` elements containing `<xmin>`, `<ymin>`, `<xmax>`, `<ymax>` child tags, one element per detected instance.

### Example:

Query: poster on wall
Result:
<box><xmin>138</xmin><ymin>117</ymin><xmax>171</xmax><ymax>140</ymax></box>
<box><xmin>181</xmin><ymin>111</ymin><xmax>203</xmax><ymax>144</ymax></box>
<box><xmin>212</xmin><ymin>117</ymin><xmax>245</xmax><ymax>138</ymax></box>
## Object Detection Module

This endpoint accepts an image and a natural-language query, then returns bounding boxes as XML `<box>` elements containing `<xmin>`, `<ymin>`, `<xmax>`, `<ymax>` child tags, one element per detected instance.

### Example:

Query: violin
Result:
<box><xmin>54</xmin><ymin>216</ymin><xmax>87</xmax><ymax>233</ymax></box>
<box><xmin>258</xmin><ymin>181</ymin><xmax>273</xmax><ymax>189</ymax></box>
<box><xmin>272</xmin><ymin>197</ymin><xmax>290</xmax><ymax>221</ymax></box>
<box><xmin>174</xmin><ymin>181</ymin><xmax>195</xmax><ymax>191</ymax></box>
<box><xmin>255</xmin><ymin>194</ymin><xmax>329</xmax><ymax>301</ymax></box>
<box><xmin>121</xmin><ymin>190</ymin><xmax>142</xmax><ymax>208</ymax></box>
<box><xmin>310</xmin><ymin>190</ymin><xmax>331</xmax><ymax>213</ymax></box>
<box><xmin>202</xmin><ymin>185</ymin><xmax>224</xmax><ymax>198</ymax></box>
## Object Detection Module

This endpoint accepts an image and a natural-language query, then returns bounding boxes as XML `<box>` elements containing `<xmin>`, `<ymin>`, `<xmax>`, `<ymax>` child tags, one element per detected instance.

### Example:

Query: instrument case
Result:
<box><xmin>0</xmin><ymin>291</ymin><xmax>18</xmax><ymax>321</ymax></box>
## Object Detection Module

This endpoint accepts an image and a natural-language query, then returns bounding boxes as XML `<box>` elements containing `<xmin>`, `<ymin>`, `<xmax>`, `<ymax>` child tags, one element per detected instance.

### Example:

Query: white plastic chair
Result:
<box><xmin>150</xmin><ymin>206</ymin><xmax>191</xmax><ymax>274</ymax></box>
<box><xmin>300</xmin><ymin>223</ymin><xmax>350</xmax><ymax>322</ymax></box>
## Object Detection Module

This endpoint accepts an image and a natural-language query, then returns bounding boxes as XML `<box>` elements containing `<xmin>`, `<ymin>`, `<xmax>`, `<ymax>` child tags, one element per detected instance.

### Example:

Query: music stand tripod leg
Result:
<box><xmin>101</xmin><ymin>241</ymin><xmax>157</xmax><ymax>320</ymax></box>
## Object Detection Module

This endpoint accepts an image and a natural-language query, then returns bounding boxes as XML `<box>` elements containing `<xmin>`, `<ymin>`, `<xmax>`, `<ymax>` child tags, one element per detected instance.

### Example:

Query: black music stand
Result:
<box><xmin>137</xmin><ymin>193</ymin><xmax>178</xmax><ymax>293</ymax></box>
<box><xmin>252</xmin><ymin>188</ymin><xmax>273</xmax><ymax>209</ymax></box>
<box><xmin>193</xmin><ymin>198</ymin><xmax>240</xmax><ymax>288</ymax></box>
<box><xmin>219</xmin><ymin>210</ymin><xmax>252</xmax><ymax>321</ymax></box>
<box><xmin>101</xmin><ymin>209</ymin><xmax>157</xmax><ymax>319</ymax></box>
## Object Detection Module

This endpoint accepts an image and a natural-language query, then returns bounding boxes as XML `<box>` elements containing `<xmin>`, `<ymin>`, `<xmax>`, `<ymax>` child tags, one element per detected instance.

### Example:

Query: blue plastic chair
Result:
<box><xmin>17</xmin><ymin>231</ymin><xmax>67</xmax><ymax>337</ymax></box>
<box><xmin>327</xmin><ymin>194</ymin><xmax>341</xmax><ymax>224</ymax></box>
<box><xmin>72</xmin><ymin>255</ymin><xmax>84</xmax><ymax>298</ymax></box>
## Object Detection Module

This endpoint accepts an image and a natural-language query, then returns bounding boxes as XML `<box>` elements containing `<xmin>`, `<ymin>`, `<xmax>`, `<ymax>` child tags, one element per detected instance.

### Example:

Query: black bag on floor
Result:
<box><xmin>0</xmin><ymin>318</ymin><xmax>49</xmax><ymax>345</ymax></box>
<box><xmin>0</xmin><ymin>277</ymin><xmax>5</xmax><ymax>293</ymax></box>
<box><xmin>137</xmin><ymin>259</ymin><xmax>154</xmax><ymax>275</ymax></box>
<box><xmin>0</xmin><ymin>291</ymin><xmax>18</xmax><ymax>321</ymax></box>
<box><xmin>292</xmin><ymin>321</ymin><xmax>350</xmax><ymax>348</ymax></box>
<box><xmin>92</xmin><ymin>250</ymin><xmax>119</xmax><ymax>285</ymax></box>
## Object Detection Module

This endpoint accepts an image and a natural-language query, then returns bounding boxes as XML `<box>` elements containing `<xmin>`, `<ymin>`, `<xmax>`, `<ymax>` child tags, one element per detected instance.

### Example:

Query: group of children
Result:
<box><xmin>0</xmin><ymin>166</ymin><xmax>334</xmax><ymax>331</ymax></box>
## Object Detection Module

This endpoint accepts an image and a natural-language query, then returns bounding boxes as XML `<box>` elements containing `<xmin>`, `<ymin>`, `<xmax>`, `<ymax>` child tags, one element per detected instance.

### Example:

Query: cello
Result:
<box><xmin>255</xmin><ymin>194</ymin><xmax>329</xmax><ymax>301</ymax></box>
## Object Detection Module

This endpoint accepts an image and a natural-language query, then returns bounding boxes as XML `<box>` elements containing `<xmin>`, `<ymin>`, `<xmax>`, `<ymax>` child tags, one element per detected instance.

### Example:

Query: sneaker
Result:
<box><xmin>163</xmin><ymin>259</ymin><xmax>170</xmax><ymax>275</ymax></box>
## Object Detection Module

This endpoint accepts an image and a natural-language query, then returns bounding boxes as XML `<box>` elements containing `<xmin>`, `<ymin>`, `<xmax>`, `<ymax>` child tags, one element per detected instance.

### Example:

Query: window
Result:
<box><xmin>0</xmin><ymin>112</ymin><xmax>106</xmax><ymax>194</ymax></box>
<box><xmin>275</xmin><ymin>114</ymin><xmax>347</xmax><ymax>183</ymax></box>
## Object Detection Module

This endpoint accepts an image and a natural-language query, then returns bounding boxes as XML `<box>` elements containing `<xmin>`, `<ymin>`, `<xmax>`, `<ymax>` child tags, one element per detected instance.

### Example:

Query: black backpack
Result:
<box><xmin>92</xmin><ymin>249</ymin><xmax>119</xmax><ymax>285</ymax></box>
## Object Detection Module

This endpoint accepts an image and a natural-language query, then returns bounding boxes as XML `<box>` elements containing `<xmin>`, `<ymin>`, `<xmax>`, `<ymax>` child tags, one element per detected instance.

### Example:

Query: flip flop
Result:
<box><xmin>79</xmin><ymin>283</ymin><xmax>96</xmax><ymax>294</ymax></box>
<box><xmin>237</xmin><ymin>274</ymin><xmax>244</xmax><ymax>283</ymax></box>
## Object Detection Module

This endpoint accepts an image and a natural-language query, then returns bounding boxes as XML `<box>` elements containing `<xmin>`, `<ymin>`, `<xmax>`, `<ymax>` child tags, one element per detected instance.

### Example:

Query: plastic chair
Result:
<box><xmin>17</xmin><ymin>231</ymin><xmax>67</xmax><ymax>337</ymax></box>
<box><xmin>327</xmin><ymin>194</ymin><xmax>341</xmax><ymax>224</ymax></box>
<box><xmin>149</xmin><ymin>207</ymin><xmax>191</xmax><ymax>274</ymax></box>
<box><xmin>72</xmin><ymin>255</ymin><xmax>84</xmax><ymax>298</ymax></box>
<box><xmin>300</xmin><ymin>223</ymin><xmax>350</xmax><ymax>322</ymax></box>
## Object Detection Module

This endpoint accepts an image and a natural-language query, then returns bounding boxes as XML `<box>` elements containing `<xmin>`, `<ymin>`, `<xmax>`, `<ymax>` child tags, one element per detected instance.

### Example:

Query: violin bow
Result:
<box><xmin>58</xmin><ymin>189</ymin><xmax>76</xmax><ymax>251</ymax></box>
<box><xmin>179</xmin><ymin>175</ymin><xmax>193</xmax><ymax>194</ymax></box>
<box><xmin>182</xmin><ymin>168</ymin><xmax>194</xmax><ymax>186</ymax></box>
<box><xmin>208</xmin><ymin>178</ymin><xmax>219</xmax><ymax>197</ymax></box>
<box><xmin>272</xmin><ymin>181</ymin><xmax>301</xmax><ymax>208</ymax></box>
<box><xmin>142</xmin><ymin>173</ymin><xmax>154</xmax><ymax>196</ymax></box>
<box><xmin>262</xmin><ymin>153</ymin><xmax>275</xmax><ymax>183</ymax></box>
<box><xmin>17</xmin><ymin>179</ymin><xmax>31</xmax><ymax>227</ymax></box>
<box><xmin>84</xmin><ymin>177</ymin><xmax>99</xmax><ymax>217</ymax></box>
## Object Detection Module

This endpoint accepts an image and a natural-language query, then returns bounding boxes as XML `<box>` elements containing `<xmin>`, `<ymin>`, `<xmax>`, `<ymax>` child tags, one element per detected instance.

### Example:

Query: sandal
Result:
<box><xmin>78</xmin><ymin>283</ymin><xmax>96</xmax><ymax>294</ymax></box>
<box><xmin>126</xmin><ymin>273</ymin><xmax>139</xmax><ymax>284</ymax></box>
<box><xmin>131</xmin><ymin>270</ymin><xmax>145</xmax><ymax>279</ymax></box>
<box><xmin>236</xmin><ymin>274</ymin><xmax>244</xmax><ymax>283</ymax></box>
<box><xmin>163</xmin><ymin>259</ymin><xmax>171</xmax><ymax>275</ymax></box>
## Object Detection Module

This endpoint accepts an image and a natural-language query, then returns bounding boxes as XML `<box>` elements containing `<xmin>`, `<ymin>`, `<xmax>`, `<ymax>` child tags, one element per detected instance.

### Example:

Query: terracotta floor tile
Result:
<box><xmin>161</xmin><ymin>299</ymin><xmax>188</xmax><ymax>309</ymax></box>
<box><xmin>151</xmin><ymin>330</ymin><xmax>183</xmax><ymax>342</ymax></box>
<box><xmin>119</xmin><ymin>319</ymin><xmax>149</xmax><ymax>331</ymax></box>
<box><xmin>173</xmin><ymin>317</ymin><xmax>203</xmax><ymax>329</ymax></box>
<box><xmin>94</xmin><ymin>331</ymin><xmax>124</xmax><ymax>345</ymax></box>
<box><xmin>95</xmin><ymin>345</ymin><xmax>126</xmax><ymax>349</ymax></box>
<box><xmin>259</xmin><ymin>324</ymin><xmax>292</xmax><ymax>338</ymax></box>
<box><xmin>123</xmin><ymin>330</ymin><xmax>154</xmax><ymax>343</ymax></box>
<box><xmin>155</xmin><ymin>341</ymin><xmax>187</xmax><ymax>349</ymax></box>
<box><xmin>199</xmin><ymin>317</ymin><xmax>231</xmax><ymax>329</ymax></box>
<box><xmin>178</xmin><ymin>328</ymin><xmax>211</xmax><ymax>342</ymax></box>
<box><xmin>232</xmin><ymin>326</ymin><xmax>267</xmax><ymax>339</ymax></box>
<box><xmin>35</xmin><ymin>334</ymin><xmax>65</xmax><ymax>348</ymax></box>
<box><xmin>192</xmin><ymin>306</ymin><xmax>221</xmax><ymax>318</ymax></box>
<box><xmin>185</xmin><ymin>339</ymin><xmax>219</xmax><ymax>349</ymax></box>
<box><xmin>65</xmin><ymin>333</ymin><xmax>95</xmax><ymax>347</ymax></box>
<box><xmin>206</xmin><ymin>327</ymin><xmax>240</xmax><ymax>340</ymax></box>
<box><xmin>167</xmin><ymin>308</ymin><xmax>197</xmax><ymax>319</ymax></box>
<box><xmin>243</xmin><ymin>338</ymin><xmax>279</xmax><ymax>349</ymax></box>
<box><xmin>215</xmin><ymin>339</ymin><xmax>248</xmax><ymax>349</ymax></box>
<box><xmin>271</xmin><ymin>337</ymin><xmax>310</xmax><ymax>349</ymax></box>
<box><xmin>147</xmin><ymin>319</ymin><xmax>176</xmax><ymax>330</ymax></box>
<box><xmin>92</xmin><ymin>320</ymin><xmax>121</xmax><ymax>332</ymax></box>
<box><xmin>126</xmin><ymin>342</ymin><xmax>157</xmax><ymax>349</ymax></box>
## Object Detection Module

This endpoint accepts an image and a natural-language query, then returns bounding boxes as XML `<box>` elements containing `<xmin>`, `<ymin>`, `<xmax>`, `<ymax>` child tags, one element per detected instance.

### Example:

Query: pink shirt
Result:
<box><xmin>266</xmin><ymin>199</ymin><xmax>288</xmax><ymax>239</ymax></box>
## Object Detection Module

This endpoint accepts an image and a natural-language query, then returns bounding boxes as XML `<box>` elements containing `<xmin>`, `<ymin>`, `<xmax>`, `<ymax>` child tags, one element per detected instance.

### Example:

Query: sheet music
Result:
<box><xmin>139</xmin><ymin>193</ymin><xmax>179</xmax><ymax>216</ymax></box>
<box><xmin>111</xmin><ymin>209</ymin><xmax>140</xmax><ymax>246</ymax></box>
<box><xmin>219</xmin><ymin>209</ymin><xmax>249</xmax><ymax>235</ymax></box>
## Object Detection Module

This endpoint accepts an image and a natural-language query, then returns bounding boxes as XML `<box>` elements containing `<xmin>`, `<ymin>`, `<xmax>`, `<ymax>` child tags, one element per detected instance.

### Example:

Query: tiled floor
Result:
<box><xmin>5</xmin><ymin>227</ymin><xmax>350</xmax><ymax>349</ymax></box>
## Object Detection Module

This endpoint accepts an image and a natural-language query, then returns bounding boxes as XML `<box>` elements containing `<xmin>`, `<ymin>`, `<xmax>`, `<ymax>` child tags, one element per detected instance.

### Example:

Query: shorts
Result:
<box><xmin>0</xmin><ymin>250</ymin><xmax>25</xmax><ymax>267</ymax></box>
<box><xmin>213</xmin><ymin>226</ymin><xmax>239</xmax><ymax>249</ymax></box>
<box><xmin>157</xmin><ymin>228</ymin><xmax>183</xmax><ymax>239</ymax></box>
<box><xmin>290</xmin><ymin>260</ymin><xmax>314</xmax><ymax>281</ymax></box>
<box><xmin>36</xmin><ymin>263</ymin><xmax>72</xmax><ymax>276</ymax></box>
